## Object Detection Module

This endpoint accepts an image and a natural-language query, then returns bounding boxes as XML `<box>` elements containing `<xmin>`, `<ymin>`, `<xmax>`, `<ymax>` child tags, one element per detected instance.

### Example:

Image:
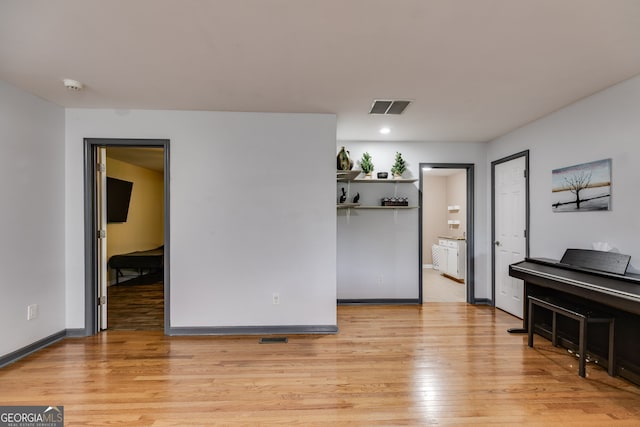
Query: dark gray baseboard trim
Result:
<box><xmin>473</xmin><ymin>298</ymin><xmax>493</xmax><ymax>305</ymax></box>
<box><xmin>66</xmin><ymin>328</ymin><xmax>90</xmax><ymax>337</ymax></box>
<box><xmin>167</xmin><ymin>325</ymin><xmax>339</xmax><ymax>336</ymax></box>
<box><xmin>0</xmin><ymin>330</ymin><xmax>66</xmax><ymax>368</ymax></box>
<box><xmin>338</xmin><ymin>298</ymin><xmax>420</xmax><ymax>305</ymax></box>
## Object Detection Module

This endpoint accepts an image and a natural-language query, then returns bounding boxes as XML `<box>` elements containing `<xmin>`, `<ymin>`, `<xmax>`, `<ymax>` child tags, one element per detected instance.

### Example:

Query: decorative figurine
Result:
<box><xmin>337</xmin><ymin>146</ymin><xmax>354</xmax><ymax>171</ymax></box>
<box><xmin>353</xmin><ymin>192</ymin><xmax>360</xmax><ymax>203</ymax></box>
<box><xmin>339</xmin><ymin>187</ymin><xmax>347</xmax><ymax>203</ymax></box>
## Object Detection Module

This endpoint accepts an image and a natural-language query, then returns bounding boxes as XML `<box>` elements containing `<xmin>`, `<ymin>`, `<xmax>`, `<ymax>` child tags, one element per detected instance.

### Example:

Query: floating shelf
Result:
<box><xmin>336</xmin><ymin>205</ymin><xmax>417</xmax><ymax>210</ymax></box>
<box><xmin>355</xmin><ymin>206</ymin><xmax>418</xmax><ymax>209</ymax></box>
<box><xmin>337</xmin><ymin>173</ymin><xmax>418</xmax><ymax>219</ymax></box>
<box><xmin>447</xmin><ymin>205</ymin><xmax>461</xmax><ymax>211</ymax></box>
<box><xmin>447</xmin><ymin>220</ymin><xmax>461</xmax><ymax>225</ymax></box>
<box><xmin>337</xmin><ymin>170</ymin><xmax>362</xmax><ymax>181</ymax></box>
<box><xmin>352</xmin><ymin>178</ymin><xmax>418</xmax><ymax>183</ymax></box>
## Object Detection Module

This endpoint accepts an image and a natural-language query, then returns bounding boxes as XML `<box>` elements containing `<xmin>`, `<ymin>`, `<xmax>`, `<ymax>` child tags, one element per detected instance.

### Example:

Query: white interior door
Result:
<box><xmin>96</xmin><ymin>147</ymin><xmax>108</xmax><ymax>330</ymax></box>
<box><xmin>494</xmin><ymin>156</ymin><xmax>526</xmax><ymax>318</ymax></box>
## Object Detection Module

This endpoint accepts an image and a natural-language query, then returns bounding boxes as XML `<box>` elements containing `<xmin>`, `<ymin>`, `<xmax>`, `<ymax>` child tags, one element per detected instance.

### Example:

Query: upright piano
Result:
<box><xmin>509</xmin><ymin>249</ymin><xmax>640</xmax><ymax>384</ymax></box>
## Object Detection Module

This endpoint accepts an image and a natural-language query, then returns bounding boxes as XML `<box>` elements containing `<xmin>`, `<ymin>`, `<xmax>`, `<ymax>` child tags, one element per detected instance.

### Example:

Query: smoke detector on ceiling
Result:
<box><xmin>63</xmin><ymin>79</ymin><xmax>84</xmax><ymax>91</ymax></box>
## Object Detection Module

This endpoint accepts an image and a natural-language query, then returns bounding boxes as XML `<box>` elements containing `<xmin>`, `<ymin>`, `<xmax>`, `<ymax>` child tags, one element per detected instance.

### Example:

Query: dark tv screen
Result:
<box><xmin>107</xmin><ymin>177</ymin><xmax>133</xmax><ymax>223</ymax></box>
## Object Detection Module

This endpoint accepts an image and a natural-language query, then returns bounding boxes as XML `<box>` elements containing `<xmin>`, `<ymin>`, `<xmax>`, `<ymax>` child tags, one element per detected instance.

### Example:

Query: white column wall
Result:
<box><xmin>65</xmin><ymin>109</ymin><xmax>337</xmax><ymax>329</ymax></box>
<box><xmin>0</xmin><ymin>81</ymin><xmax>65</xmax><ymax>357</ymax></box>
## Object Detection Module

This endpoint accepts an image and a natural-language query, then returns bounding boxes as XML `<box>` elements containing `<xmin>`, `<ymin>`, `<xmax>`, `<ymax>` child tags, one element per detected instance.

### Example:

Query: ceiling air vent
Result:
<box><xmin>369</xmin><ymin>99</ymin><xmax>411</xmax><ymax>115</ymax></box>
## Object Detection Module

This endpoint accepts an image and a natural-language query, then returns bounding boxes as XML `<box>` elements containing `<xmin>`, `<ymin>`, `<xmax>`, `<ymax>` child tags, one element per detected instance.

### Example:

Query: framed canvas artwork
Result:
<box><xmin>552</xmin><ymin>159</ymin><xmax>611</xmax><ymax>212</ymax></box>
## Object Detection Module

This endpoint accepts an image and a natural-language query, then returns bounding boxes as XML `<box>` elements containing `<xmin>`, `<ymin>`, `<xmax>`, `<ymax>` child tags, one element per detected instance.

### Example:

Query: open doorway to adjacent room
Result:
<box><xmin>420</xmin><ymin>163</ymin><xmax>474</xmax><ymax>303</ymax></box>
<box><xmin>84</xmin><ymin>139</ymin><xmax>169</xmax><ymax>334</ymax></box>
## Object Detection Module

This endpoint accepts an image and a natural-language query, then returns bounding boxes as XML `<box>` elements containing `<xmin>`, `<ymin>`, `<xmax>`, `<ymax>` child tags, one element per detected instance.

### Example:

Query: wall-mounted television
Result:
<box><xmin>107</xmin><ymin>177</ymin><xmax>133</xmax><ymax>223</ymax></box>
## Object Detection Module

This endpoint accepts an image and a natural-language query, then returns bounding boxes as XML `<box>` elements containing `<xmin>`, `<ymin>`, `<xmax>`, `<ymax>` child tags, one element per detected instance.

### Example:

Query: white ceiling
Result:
<box><xmin>1</xmin><ymin>0</ymin><xmax>640</xmax><ymax>142</ymax></box>
<box><xmin>107</xmin><ymin>147</ymin><xmax>164</xmax><ymax>172</ymax></box>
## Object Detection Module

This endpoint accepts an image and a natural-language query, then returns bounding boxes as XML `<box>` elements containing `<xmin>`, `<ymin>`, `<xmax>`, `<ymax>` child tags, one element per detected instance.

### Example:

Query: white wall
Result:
<box><xmin>0</xmin><ymin>81</ymin><xmax>65</xmax><ymax>357</ymax></box>
<box><xmin>422</xmin><ymin>175</ymin><xmax>447</xmax><ymax>264</ymax></box>
<box><xmin>337</xmin><ymin>183</ymin><xmax>419</xmax><ymax>299</ymax></box>
<box><xmin>488</xmin><ymin>74</ymin><xmax>640</xmax><ymax>271</ymax></box>
<box><xmin>106</xmin><ymin>157</ymin><xmax>164</xmax><ymax>268</ymax></box>
<box><xmin>336</xmin><ymin>141</ymin><xmax>489</xmax><ymax>299</ymax></box>
<box><xmin>446</xmin><ymin>171</ymin><xmax>467</xmax><ymax>238</ymax></box>
<box><xmin>65</xmin><ymin>109</ymin><xmax>337</xmax><ymax>329</ymax></box>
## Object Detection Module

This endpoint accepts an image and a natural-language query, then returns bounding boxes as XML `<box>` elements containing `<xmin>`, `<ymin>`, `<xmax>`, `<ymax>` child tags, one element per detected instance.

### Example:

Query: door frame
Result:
<box><xmin>419</xmin><ymin>163</ymin><xmax>475</xmax><ymax>304</ymax></box>
<box><xmin>491</xmin><ymin>150</ymin><xmax>530</xmax><ymax>308</ymax></box>
<box><xmin>83</xmin><ymin>138</ymin><xmax>170</xmax><ymax>335</ymax></box>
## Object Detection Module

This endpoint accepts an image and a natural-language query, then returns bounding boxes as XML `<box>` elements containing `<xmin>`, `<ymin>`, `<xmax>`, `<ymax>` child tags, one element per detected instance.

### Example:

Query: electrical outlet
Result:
<box><xmin>376</xmin><ymin>275</ymin><xmax>384</xmax><ymax>285</ymax></box>
<box><xmin>27</xmin><ymin>304</ymin><xmax>38</xmax><ymax>320</ymax></box>
<box><xmin>272</xmin><ymin>293</ymin><xmax>280</xmax><ymax>305</ymax></box>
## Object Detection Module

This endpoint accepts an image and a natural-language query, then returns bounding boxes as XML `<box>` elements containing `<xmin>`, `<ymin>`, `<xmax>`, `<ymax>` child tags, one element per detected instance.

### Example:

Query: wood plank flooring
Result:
<box><xmin>1</xmin><ymin>304</ymin><xmax>640</xmax><ymax>425</ymax></box>
<box><xmin>107</xmin><ymin>281</ymin><xmax>164</xmax><ymax>330</ymax></box>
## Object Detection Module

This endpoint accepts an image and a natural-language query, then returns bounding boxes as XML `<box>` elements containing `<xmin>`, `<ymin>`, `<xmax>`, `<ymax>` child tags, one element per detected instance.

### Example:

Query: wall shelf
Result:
<box><xmin>352</xmin><ymin>178</ymin><xmax>418</xmax><ymax>183</ymax></box>
<box><xmin>337</xmin><ymin>173</ymin><xmax>418</xmax><ymax>221</ymax></box>
<box><xmin>357</xmin><ymin>206</ymin><xmax>418</xmax><ymax>209</ymax></box>
<box><xmin>337</xmin><ymin>205</ymin><xmax>417</xmax><ymax>210</ymax></box>
<box><xmin>337</xmin><ymin>170</ymin><xmax>362</xmax><ymax>181</ymax></box>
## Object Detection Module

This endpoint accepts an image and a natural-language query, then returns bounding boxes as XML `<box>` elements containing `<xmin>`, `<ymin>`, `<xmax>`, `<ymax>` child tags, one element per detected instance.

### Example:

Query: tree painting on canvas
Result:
<box><xmin>552</xmin><ymin>159</ymin><xmax>611</xmax><ymax>212</ymax></box>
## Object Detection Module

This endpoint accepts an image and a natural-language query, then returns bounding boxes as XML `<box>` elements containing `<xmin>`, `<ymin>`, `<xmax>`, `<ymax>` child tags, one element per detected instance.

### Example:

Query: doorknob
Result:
<box><xmin>494</xmin><ymin>241</ymin><xmax>501</xmax><ymax>246</ymax></box>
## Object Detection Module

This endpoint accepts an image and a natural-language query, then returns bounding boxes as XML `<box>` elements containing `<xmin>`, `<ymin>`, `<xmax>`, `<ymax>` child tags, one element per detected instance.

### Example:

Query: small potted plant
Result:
<box><xmin>359</xmin><ymin>152</ymin><xmax>374</xmax><ymax>178</ymax></box>
<box><xmin>390</xmin><ymin>152</ymin><xmax>407</xmax><ymax>179</ymax></box>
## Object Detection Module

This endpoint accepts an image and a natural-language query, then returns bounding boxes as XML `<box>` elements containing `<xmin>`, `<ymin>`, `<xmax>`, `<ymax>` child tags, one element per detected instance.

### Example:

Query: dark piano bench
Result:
<box><xmin>527</xmin><ymin>295</ymin><xmax>615</xmax><ymax>378</ymax></box>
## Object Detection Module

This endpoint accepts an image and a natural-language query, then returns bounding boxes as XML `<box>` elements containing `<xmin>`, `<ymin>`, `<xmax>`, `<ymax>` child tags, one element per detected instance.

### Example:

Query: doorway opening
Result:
<box><xmin>419</xmin><ymin>163</ymin><xmax>474</xmax><ymax>304</ymax></box>
<box><xmin>84</xmin><ymin>139</ymin><xmax>170</xmax><ymax>334</ymax></box>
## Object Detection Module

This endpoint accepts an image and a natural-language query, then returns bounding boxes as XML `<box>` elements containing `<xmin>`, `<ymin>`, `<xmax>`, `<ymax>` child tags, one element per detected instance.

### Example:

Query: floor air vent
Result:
<box><xmin>369</xmin><ymin>99</ymin><xmax>411</xmax><ymax>115</ymax></box>
<box><xmin>259</xmin><ymin>337</ymin><xmax>288</xmax><ymax>344</ymax></box>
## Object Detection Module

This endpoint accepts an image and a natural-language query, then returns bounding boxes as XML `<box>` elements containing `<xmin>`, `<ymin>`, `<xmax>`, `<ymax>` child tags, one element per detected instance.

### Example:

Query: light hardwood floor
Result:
<box><xmin>1</xmin><ymin>304</ymin><xmax>640</xmax><ymax>426</ymax></box>
<box><xmin>423</xmin><ymin>267</ymin><xmax>466</xmax><ymax>302</ymax></box>
<box><xmin>107</xmin><ymin>282</ymin><xmax>164</xmax><ymax>330</ymax></box>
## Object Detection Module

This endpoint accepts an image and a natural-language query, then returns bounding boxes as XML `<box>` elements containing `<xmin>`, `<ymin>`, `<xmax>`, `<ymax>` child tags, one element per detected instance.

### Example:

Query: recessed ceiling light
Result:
<box><xmin>63</xmin><ymin>78</ymin><xmax>84</xmax><ymax>91</ymax></box>
<box><xmin>379</xmin><ymin>127</ymin><xmax>390</xmax><ymax>134</ymax></box>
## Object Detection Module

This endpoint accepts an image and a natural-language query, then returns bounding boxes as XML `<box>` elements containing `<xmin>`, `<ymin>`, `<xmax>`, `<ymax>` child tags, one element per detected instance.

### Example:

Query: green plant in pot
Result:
<box><xmin>359</xmin><ymin>152</ymin><xmax>374</xmax><ymax>178</ymax></box>
<box><xmin>390</xmin><ymin>151</ymin><xmax>407</xmax><ymax>179</ymax></box>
